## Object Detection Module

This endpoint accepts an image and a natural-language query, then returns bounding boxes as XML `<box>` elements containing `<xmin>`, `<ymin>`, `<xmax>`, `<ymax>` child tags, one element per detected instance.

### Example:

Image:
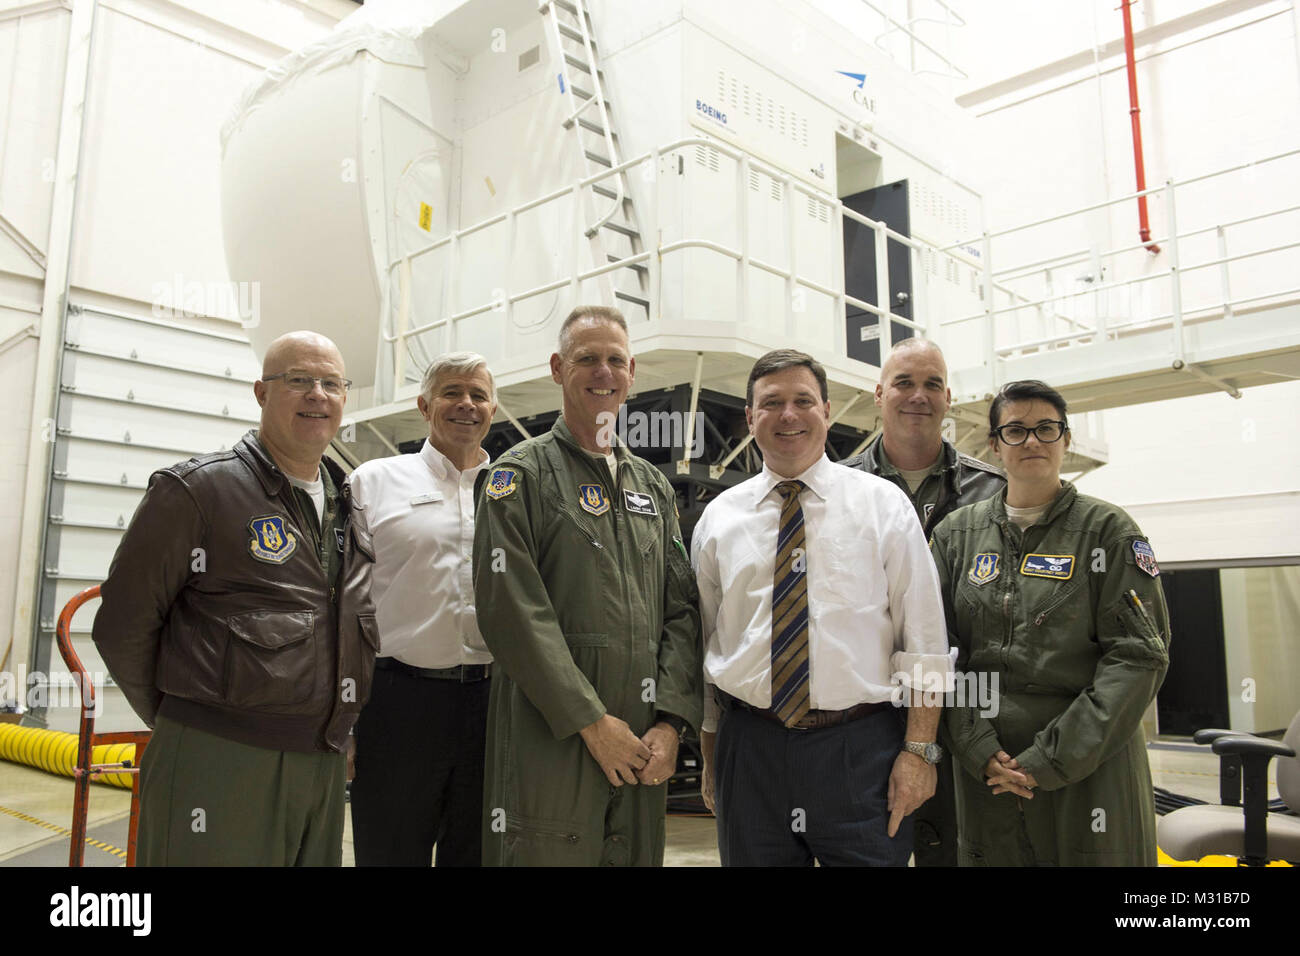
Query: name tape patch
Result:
<box><xmin>1020</xmin><ymin>553</ymin><xmax>1075</xmax><ymax>580</ymax></box>
<box><xmin>623</xmin><ymin>489</ymin><xmax>658</xmax><ymax>516</ymax></box>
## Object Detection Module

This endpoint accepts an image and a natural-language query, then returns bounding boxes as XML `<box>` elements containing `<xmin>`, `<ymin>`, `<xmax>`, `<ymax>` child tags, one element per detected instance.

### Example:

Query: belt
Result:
<box><xmin>376</xmin><ymin>657</ymin><xmax>491</xmax><ymax>683</ymax></box>
<box><xmin>716</xmin><ymin>688</ymin><xmax>891</xmax><ymax>731</ymax></box>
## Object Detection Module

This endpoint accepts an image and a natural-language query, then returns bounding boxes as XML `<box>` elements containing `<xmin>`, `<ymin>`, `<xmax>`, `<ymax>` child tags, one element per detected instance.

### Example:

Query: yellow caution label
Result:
<box><xmin>418</xmin><ymin>202</ymin><xmax>433</xmax><ymax>231</ymax></box>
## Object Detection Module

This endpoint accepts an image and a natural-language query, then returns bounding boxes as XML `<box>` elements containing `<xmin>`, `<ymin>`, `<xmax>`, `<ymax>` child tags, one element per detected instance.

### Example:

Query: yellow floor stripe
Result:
<box><xmin>1158</xmin><ymin>847</ymin><xmax>1292</xmax><ymax>867</ymax></box>
<box><xmin>0</xmin><ymin>803</ymin><xmax>129</xmax><ymax>859</ymax></box>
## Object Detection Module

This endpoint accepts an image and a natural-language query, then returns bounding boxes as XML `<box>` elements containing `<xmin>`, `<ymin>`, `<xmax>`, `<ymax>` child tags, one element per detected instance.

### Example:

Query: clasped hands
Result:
<box><xmin>985</xmin><ymin>750</ymin><xmax>1038</xmax><ymax>798</ymax></box>
<box><xmin>580</xmin><ymin>713</ymin><xmax>678</xmax><ymax>787</ymax></box>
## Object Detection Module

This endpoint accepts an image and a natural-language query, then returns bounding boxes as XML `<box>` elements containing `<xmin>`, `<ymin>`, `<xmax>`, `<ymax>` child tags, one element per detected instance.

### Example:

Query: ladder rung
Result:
<box><xmin>601</xmin><ymin>220</ymin><xmax>640</xmax><ymax>239</ymax></box>
<box><xmin>584</xmin><ymin>150</ymin><xmax>613</xmax><ymax>167</ymax></box>
<box><xmin>608</xmin><ymin>254</ymin><xmax>648</xmax><ymax>274</ymax></box>
<box><xmin>556</xmin><ymin>22</ymin><xmax>597</xmax><ymax>49</ymax></box>
<box><xmin>553</xmin><ymin>0</ymin><xmax>582</xmax><ymax>18</ymax></box>
<box><xmin>564</xmin><ymin>53</ymin><xmax>593</xmax><ymax>75</ymax></box>
<box><xmin>577</xmin><ymin>117</ymin><xmax>611</xmax><ymax>137</ymax></box>
<box><xmin>614</xmin><ymin>290</ymin><xmax>650</xmax><ymax>309</ymax></box>
<box><xmin>591</xmin><ymin>183</ymin><xmax>620</xmax><ymax>200</ymax></box>
<box><xmin>572</xmin><ymin>84</ymin><xmax>594</xmax><ymax>100</ymax></box>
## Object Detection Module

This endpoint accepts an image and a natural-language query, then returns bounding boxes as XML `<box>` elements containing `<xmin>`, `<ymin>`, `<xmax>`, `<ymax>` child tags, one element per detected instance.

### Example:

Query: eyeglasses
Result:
<box><xmin>262</xmin><ymin>372</ymin><xmax>352</xmax><ymax>396</ymax></box>
<box><xmin>991</xmin><ymin>420</ymin><xmax>1068</xmax><ymax>445</ymax></box>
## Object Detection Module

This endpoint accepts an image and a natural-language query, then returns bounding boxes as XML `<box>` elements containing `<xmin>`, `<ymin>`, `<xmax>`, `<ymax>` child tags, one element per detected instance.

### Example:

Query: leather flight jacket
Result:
<box><xmin>839</xmin><ymin>435</ymin><xmax>1006</xmax><ymax>536</ymax></box>
<box><xmin>93</xmin><ymin>430</ymin><xmax>379</xmax><ymax>754</ymax></box>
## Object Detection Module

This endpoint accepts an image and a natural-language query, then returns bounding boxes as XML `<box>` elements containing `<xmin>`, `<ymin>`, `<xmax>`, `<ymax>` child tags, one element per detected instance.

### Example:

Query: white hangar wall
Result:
<box><xmin>0</xmin><ymin>0</ymin><xmax>358</xmax><ymax>717</ymax></box>
<box><xmin>947</xmin><ymin>0</ymin><xmax>1300</xmax><ymax>732</ymax></box>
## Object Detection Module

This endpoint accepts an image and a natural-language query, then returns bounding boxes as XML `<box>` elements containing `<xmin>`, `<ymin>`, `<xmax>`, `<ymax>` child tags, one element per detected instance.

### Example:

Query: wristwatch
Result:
<box><xmin>656</xmin><ymin>711</ymin><xmax>688</xmax><ymax>742</ymax></box>
<box><xmin>902</xmin><ymin>740</ymin><xmax>944</xmax><ymax>764</ymax></box>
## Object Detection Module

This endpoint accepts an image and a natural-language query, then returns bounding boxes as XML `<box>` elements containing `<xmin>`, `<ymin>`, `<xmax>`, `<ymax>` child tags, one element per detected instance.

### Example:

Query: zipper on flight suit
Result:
<box><xmin>590</xmin><ymin>451</ymin><xmax>637</xmax><ymax>724</ymax></box>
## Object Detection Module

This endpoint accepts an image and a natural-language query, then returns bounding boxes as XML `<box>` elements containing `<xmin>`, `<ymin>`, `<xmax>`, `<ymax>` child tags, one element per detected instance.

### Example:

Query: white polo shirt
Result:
<box><xmin>346</xmin><ymin>439</ymin><xmax>491</xmax><ymax>669</ymax></box>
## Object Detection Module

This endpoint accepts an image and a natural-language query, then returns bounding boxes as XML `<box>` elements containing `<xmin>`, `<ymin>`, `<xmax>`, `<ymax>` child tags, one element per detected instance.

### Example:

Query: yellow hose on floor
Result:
<box><xmin>0</xmin><ymin>723</ymin><xmax>135</xmax><ymax>789</ymax></box>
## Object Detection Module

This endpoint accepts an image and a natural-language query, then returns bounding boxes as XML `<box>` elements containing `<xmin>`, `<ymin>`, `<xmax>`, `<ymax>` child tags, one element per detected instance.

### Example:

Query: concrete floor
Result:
<box><xmin>0</xmin><ymin>739</ymin><xmax>1277</xmax><ymax>867</ymax></box>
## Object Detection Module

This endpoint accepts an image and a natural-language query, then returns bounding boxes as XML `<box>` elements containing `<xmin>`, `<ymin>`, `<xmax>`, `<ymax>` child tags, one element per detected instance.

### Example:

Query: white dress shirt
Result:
<box><xmin>691</xmin><ymin>454</ymin><xmax>951</xmax><ymax>733</ymax></box>
<box><xmin>346</xmin><ymin>439</ymin><xmax>491</xmax><ymax>669</ymax></box>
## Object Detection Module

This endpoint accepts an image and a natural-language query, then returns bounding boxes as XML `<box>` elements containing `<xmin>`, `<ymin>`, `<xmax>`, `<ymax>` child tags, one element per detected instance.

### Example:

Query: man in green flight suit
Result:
<box><xmin>839</xmin><ymin>337</ymin><xmax>1005</xmax><ymax>866</ymax></box>
<box><xmin>472</xmin><ymin>305</ymin><xmax>703</xmax><ymax>866</ymax></box>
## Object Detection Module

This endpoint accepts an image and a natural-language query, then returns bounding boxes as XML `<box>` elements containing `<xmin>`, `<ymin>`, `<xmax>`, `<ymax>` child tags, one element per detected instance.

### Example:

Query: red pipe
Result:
<box><xmin>1121</xmin><ymin>0</ymin><xmax>1160</xmax><ymax>254</ymax></box>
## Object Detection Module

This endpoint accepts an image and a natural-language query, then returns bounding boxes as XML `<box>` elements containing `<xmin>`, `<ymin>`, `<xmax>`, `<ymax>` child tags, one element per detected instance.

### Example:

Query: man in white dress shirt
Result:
<box><xmin>692</xmin><ymin>349</ymin><xmax>951</xmax><ymax>865</ymax></box>
<box><xmin>347</xmin><ymin>352</ymin><xmax>498</xmax><ymax>866</ymax></box>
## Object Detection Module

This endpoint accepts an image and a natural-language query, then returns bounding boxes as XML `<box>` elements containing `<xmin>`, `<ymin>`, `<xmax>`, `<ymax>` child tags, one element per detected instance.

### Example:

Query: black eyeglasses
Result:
<box><xmin>991</xmin><ymin>420</ymin><xmax>1068</xmax><ymax>445</ymax></box>
<box><xmin>262</xmin><ymin>373</ymin><xmax>352</xmax><ymax>396</ymax></box>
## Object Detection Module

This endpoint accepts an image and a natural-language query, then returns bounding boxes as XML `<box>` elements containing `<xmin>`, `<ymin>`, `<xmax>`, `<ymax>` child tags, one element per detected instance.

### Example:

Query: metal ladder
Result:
<box><xmin>540</xmin><ymin>0</ymin><xmax>650</xmax><ymax>320</ymax></box>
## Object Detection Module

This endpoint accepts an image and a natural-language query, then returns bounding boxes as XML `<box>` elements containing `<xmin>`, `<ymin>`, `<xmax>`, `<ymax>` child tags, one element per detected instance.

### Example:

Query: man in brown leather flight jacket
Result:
<box><xmin>93</xmin><ymin>331</ymin><xmax>378</xmax><ymax>866</ymax></box>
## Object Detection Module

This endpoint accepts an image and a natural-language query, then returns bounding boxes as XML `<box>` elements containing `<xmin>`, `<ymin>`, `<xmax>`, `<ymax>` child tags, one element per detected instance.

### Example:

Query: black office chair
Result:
<box><xmin>1158</xmin><ymin>709</ymin><xmax>1300</xmax><ymax>866</ymax></box>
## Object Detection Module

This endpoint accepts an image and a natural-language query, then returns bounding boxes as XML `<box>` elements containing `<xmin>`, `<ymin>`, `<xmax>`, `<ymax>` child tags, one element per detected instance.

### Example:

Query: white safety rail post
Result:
<box><xmin>1216</xmin><ymin>224</ymin><xmax>1234</xmax><ymax>321</ymax></box>
<box><xmin>833</xmin><ymin>201</ymin><xmax>848</xmax><ymax>357</ymax></box>
<box><xmin>570</xmin><ymin>181</ymin><xmax>584</xmax><ymax>301</ymax></box>
<box><xmin>873</xmin><ymin>218</ymin><xmax>891</xmax><ymax>356</ymax></box>
<box><xmin>738</xmin><ymin>153</ymin><xmax>751</xmax><ymax>328</ymax></box>
<box><xmin>1165</xmin><ymin>178</ymin><xmax>1185</xmax><ymax>367</ymax></box>
<box><xmin>505</xmin><ymin>207</ymin><xmax>517</xmax><ymax>348</ymax></box>
<box><xmin>647</xmin><ymin>148</ymin><xmax>662</xmax><ymax>320</ymax></box>
<box><xmin>393</xmin><ymin>257</ymin><xmax>413</xmax><ymax>391</ymax></box>
<box><xmin>444</xmin><ymin>232</ymin><xmax>460</xmax><ymax>352</ymax></box>
<box><xmin>678</xmin><ymin>352</ymin><xmax>703</xmax><ymax>476</ymax></box>
<box><xmin>784</xmin><ymin>172</ymin><xmax>797</xmax><ymax>337</ymax></box>
<box><xmin>982</xmin><ymin>227</ymin><xmax>996</xmax><ymax>381</ymax></box>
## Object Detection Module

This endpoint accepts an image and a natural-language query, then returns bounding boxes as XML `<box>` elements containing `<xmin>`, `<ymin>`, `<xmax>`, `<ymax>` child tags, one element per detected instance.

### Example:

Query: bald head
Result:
<box><xmin>880</xmin><ymin>337</ymin><xmax>947</xmax><ymax>384</ymax></box>
<box><xmin>253</xmin><ymin>330</ymin><xmax>348</xmax><ymax>480</ymax></box>
<box><xmin>261</xmin><ymin>330</ymin><xmax>345</xmax><ymax>379</ymax></box>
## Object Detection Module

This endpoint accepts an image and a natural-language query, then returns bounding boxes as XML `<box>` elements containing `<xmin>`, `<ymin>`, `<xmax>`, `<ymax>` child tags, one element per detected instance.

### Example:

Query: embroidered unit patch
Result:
<box><xmin>578</xmin><ymin>483</ymin><xmax>609</xmax><ymax>516</ymax></box>
<box><xmin>249</xmin><ymin>515</ymin><xmax>297</xmax><ymax>564</ymax></box>
<box><xmin>967</xmin><ymin>552</ymin><xmax>1000</xmax><ymax>586</ymax></box>
<box><xmin>1020</xmin><ymin>553</ymin><xmax>1075</xmax><ymax>580</ymax></box>
<box><xmin>1133</xmin><ymin>539</ymin><xmax>1160</xmax><ymax>577</ymax></box>
<box><xmin>486</xmin><ymin>468</ymin><xmax>519</xmax><ymax>500</ymax></box>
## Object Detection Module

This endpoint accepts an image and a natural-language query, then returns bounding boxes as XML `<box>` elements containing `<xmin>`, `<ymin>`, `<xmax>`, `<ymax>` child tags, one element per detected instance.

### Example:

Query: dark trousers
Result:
<box><xmin>714</xmin><ymin>704</ymin><xmax>912</xmax><ymax>866</ymax></box>
<box><xmin>911</xmin><ymin>752</ymin><xmax>959</xmax><ymax>866</ymax></box>
<box><xmin>349</xmin><ymin>664</ymin><xmax>490</xmax><ymax>866</ymax></box>
<box><xmin>137</xmin><ymin>715</ymin><xmax>345</xmax><ymax>866</ymax></box>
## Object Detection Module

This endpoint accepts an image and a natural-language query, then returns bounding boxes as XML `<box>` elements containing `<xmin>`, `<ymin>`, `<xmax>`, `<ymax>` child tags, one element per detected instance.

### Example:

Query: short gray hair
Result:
<box><xmin>420</xmin><ymin>351</ymin><xmax>495</xmax><ymax>403</ymax></box>
<box><xmin>557</xmin><ymin>305</ymin><xmax>628</xmax><ymax>357</ymax></box>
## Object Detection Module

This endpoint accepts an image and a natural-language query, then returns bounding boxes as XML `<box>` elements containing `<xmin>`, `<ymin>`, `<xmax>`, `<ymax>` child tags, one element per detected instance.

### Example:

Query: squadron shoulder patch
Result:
<box><xmin>967</xmin><ymin>552</ymin><xmax>1000</xmax><ymax>586</ymax></box>
<box><xmin>577</xmin><ymin>483</ymin><xmax>609</xmax><ymax>516</ymax></box>
<box><xmin>623</xmin><ymin>489</ymin><xmax>658</xmax><ymax>516</ymax></box>
<box><xmin>486</xmin><ymin>468</ymin><xmax>519</xmax><ymax>500</ymax></box>
<box><xmin>1133</xmin><ymin>540</ymin><xmax>1160</xmax><ymax>577</ymax></box>
<box><xmin>1020</xmin><ymin>553</ymin><xmax>1075</xmax><ymax>580</ymax></box>
<box><xmin>249</xmin><ymin>514</ymin><xmax>297</xmax><ymax>564</ymax></box>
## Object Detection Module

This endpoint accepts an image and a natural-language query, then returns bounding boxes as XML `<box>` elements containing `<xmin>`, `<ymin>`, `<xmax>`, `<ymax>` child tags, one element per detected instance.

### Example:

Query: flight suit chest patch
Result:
<box><xmin>248</xmin><ymin>514</ymin><xmax>298</xmax><ymax>564</ymax></box>
<box><xmin>577</xmin><ymin>483</ymin><xmax>609</xmax><ymax>516</ymax></box>
<box><xmin>1020</xmin><ymin>553</ymin><xmax>1075</xmax><ymax>580</ymax></box>
<box><xmin>622</xmin><ymin>489</ymin><xmax>657</xmax><ymax>516</ymax></box>
<box><xmin>968</xmin><ymin>552</ymin><xmax>1000</xmax><ymax>586</ymax></box>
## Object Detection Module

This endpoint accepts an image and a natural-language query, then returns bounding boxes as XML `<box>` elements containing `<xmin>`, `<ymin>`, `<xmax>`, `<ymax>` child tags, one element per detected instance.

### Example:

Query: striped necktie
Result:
<box><xmin>771</xmin><ymin>479</ymin><xmax>811</xmax><ymax>728</ymax></box>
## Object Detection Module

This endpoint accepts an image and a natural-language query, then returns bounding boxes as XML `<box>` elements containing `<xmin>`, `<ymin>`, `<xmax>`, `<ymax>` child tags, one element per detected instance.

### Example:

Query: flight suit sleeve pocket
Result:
<box><xmin>224</xmin><ymin>609</ymin><xmax>316</xmax><ymax>709</ymax></box>
<box><xmin>1115</xmin><ymin>599</ymin><xmax>1169</xmax><ymax>668</ymax></box>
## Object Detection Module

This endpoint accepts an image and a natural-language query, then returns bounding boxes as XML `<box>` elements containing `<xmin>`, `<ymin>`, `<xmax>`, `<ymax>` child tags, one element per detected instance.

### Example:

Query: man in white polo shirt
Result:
<box><xmin>347</xmin><ymin>351</ymin><xmax>498</xmax><ymax>866</ymax></box>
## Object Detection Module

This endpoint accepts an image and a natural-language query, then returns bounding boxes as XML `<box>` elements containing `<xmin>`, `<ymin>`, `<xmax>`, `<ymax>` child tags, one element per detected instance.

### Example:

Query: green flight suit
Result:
<box><xmin>928</xmin><ymin>482</ymin><xmax>1171</xmax><ymax>866</ymax></box>
<box><xmin>472</xmin><ymin>416</ymin><xmax>703</xmax><ymax>866</ymax></box>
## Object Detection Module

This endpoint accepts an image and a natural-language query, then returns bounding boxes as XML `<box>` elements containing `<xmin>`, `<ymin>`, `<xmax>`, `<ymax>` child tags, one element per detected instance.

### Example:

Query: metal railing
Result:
<box><xmin>937</xmin><ymin>148</ymin><xmax>1300</xmax><ymax>370</ymax></box>
<box><xmin>375</xmin><ymin>139</ymin><xmax>1300</xmax><ymax>404</ymax></box>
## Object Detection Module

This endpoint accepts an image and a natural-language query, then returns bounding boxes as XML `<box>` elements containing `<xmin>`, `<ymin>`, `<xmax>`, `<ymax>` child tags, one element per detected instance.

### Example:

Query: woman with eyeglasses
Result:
<box><xmin>928</xmin><ymin>379</ymin><xmax>1171</xmax><ymax>866</ymax></box>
